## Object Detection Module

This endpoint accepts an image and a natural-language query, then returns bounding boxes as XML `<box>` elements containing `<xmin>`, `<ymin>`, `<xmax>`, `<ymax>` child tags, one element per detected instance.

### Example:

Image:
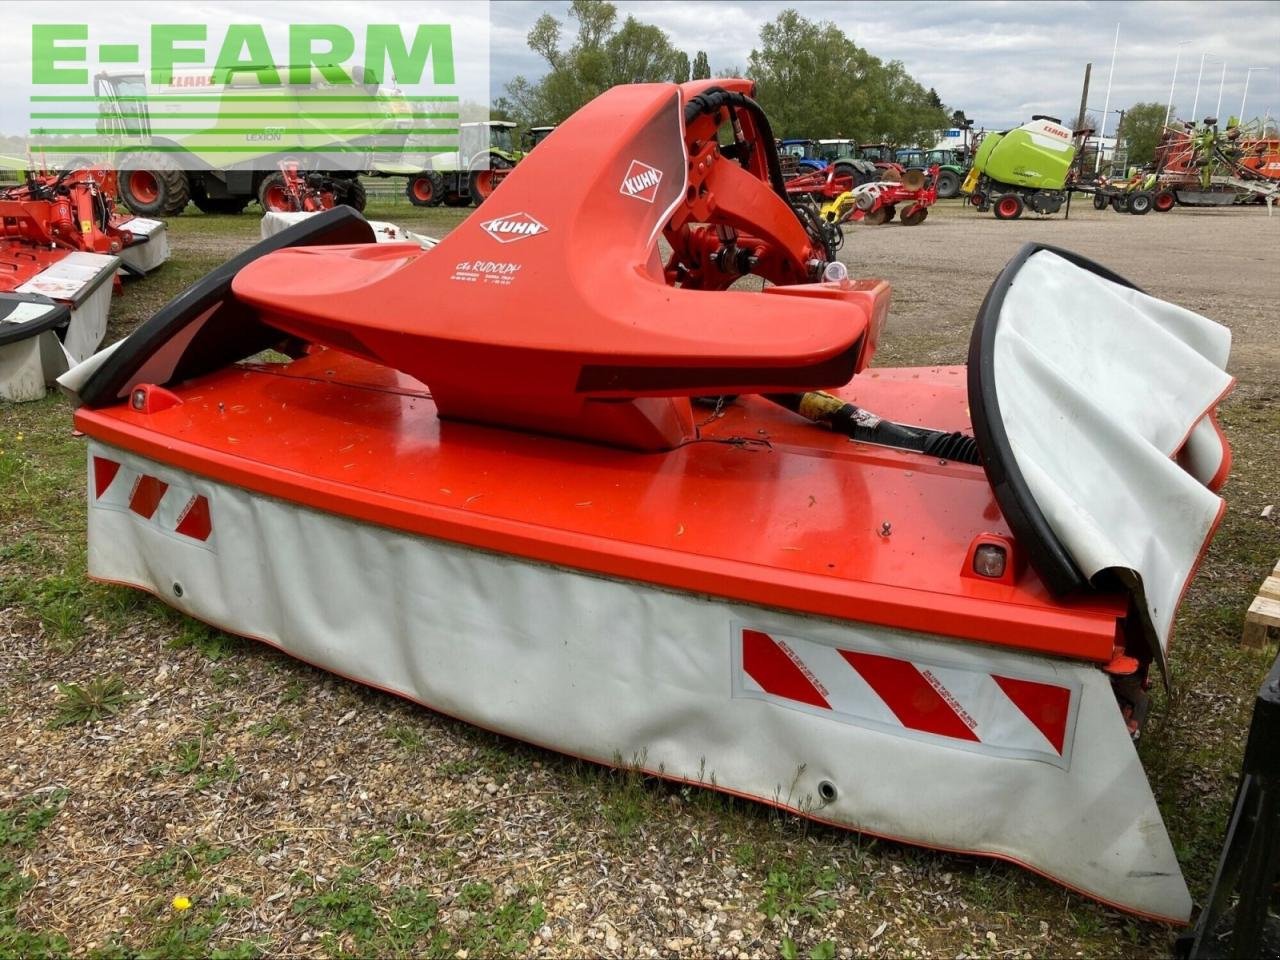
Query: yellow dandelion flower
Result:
<box><xmin>14</xmin><ymin>433</ymin><xmax>23</xmax><ymax>442</ymax></box>
<box><xmin>171</xmin><ymin>895</ymin><xmax>192</xmax><ymax>912</ymax></box>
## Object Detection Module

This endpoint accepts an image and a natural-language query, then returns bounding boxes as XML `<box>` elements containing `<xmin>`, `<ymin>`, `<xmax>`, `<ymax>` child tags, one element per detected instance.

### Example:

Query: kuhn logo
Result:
<box><xmin>619</xmin><ymin>159</ymin><xmax>663</xmax><ymax>203</ymax></box>
<box><xmin>481</xmin><ymin>212</ymin><xmax>547</xmax><ymax>243</ymax></box>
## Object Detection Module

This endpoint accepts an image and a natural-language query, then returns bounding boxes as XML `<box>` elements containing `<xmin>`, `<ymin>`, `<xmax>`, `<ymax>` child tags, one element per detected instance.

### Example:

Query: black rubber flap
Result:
<box><xmin>79</xmin><ymin>206</ymin><xmax>376</xmax><ymax>408</ymax></box>
<box><xmin>0</xmin><ymin>292</ymin><xmax>70</xmax><ymax>347</ymax></box>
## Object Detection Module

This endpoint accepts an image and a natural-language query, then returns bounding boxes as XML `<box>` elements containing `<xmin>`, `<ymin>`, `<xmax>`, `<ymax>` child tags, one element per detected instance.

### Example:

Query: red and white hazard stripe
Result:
<box><xmin>737</xmin><ymin>627</ymin><xmax>1077</xmax><ymax>766</ymax></box>
<box><xmin>91</xmin><ymin>454</ymin><xmax>214</xmax><ymax>546</ymax></box>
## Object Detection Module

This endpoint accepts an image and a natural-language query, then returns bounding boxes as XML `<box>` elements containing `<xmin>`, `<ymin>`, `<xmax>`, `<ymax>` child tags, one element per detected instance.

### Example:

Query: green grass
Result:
<box><xmin>1</xmin><ymin>790</ymin><xmax>71</xmax><ymax>956</ymax></box>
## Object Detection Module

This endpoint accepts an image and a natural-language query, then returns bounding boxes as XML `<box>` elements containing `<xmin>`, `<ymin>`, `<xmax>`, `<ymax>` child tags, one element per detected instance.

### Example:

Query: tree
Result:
<box><xmin>692</xmin><ymin>50</ymin><xmax>711</xmax><ymax>80</ymax></box>
<box><xmin>1118</xmin><ymin>102</ymin><xmax>1171</xmax><ymax>166</ymax></box>
<box><xmin>746</xmin><ymin>9</ymin><xmax>949</xmax><ymax>145</ymax></box>
<box><xmin>672</xmin><ymin>50</ymin><xmax>690</xmax><ymax>84</ymax></box>
<box><xmin>500</xmin><ymin>0</ymin><xmax>681</xmax><ymax>126</ymax></box>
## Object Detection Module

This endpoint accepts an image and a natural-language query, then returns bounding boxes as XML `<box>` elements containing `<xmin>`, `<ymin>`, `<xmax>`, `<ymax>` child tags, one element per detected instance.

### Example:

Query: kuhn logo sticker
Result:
<box><xmin>481</xmin><ymin>212</ymin><xmax>547</xmax><ymax>243</ymax></box>
<box><xmin>619</xmin><ymin>160</ymin><xmax>663</xmax><ymax>203</ymax></box>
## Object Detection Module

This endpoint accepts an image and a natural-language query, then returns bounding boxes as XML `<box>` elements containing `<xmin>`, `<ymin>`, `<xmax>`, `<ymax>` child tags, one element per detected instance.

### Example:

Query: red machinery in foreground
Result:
<box><xmin>258</xmin><ymin>161</ymin><xmax>339</xmax><ymax>214</ymax></box>
<box><xmin>61</xmin><ymin>81</ymin><xmax>1235</xmax><ymax>923</ymax></box>
<box><xmin>0</xmin><ymin>166</ymin><xmax>168</xmax><ymax>401</ymax></box>
<box><xmin>821</xmin><ymin>167</ymin><xmax>939</xmax><ymax>226</ymax></box>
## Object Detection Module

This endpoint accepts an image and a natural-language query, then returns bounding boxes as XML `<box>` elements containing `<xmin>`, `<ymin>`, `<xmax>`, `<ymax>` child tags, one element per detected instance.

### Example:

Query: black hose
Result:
<box><xmin>683</xmin><ymin>87</ymin><xmax>789</xmax><ymax>202</ymax></box>
<box><xmin>766</xmin><ymin>391</ymin><xmax>982</xmax><ymax>465</ymax></box>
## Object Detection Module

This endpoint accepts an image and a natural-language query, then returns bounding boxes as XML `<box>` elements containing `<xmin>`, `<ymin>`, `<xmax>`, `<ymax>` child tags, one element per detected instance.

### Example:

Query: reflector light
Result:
<box><xmin>973</xmin><ymin>543</ymin><xmax>1007</xmax><ymax>578</ymax></box>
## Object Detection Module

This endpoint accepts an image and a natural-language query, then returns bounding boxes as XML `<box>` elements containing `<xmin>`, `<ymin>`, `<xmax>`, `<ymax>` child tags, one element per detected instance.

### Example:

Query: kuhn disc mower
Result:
<box><xmin>821</xmin><ymin>167</ymin><xmax>938</xmax><ymax>225</ymax></box>
<box><xmin>61</xmin><ymin>80</ymin><xmax>1235</xmax><ymax>923</ymax></box>
<box><xmin>0</xmin><ymin>165</ymin><xmax>168</xmax><ymax>401</ymax></box>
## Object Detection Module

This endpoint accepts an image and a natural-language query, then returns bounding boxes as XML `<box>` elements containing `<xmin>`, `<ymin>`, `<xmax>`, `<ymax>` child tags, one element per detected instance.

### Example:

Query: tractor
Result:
<box><xmin>960</xmin><ymin>116</ymin><xmax>1082</xmax><ymax>219</ymax></box>
<box><xmin>404</xmin><ymin>121</ymin><xmax>522</xmax><ymax>208</ymax></box>
<box><xmin>777</xmin><ymin>139</ymin><xmax>827</xmax><ymax>176</ymax></box>
<box><xmin>894</xmin><ymin>148</ymin><xmax>967</xmax><ymax>199</ymax></box>
<box><xmin>90</xmin><ymin>70</ymin><xmax>396</xmax><ymax>216</ymax></box>
<box><xmin>524</xmin><ymin>126</ymin><xmax>558</xmax><ymax>150</ymax></box>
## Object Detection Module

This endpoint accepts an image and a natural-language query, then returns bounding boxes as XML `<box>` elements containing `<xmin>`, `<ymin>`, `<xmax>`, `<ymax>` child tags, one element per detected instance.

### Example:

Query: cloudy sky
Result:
<box><xmin>492</xmin><ymin>0</ymin><xmax>1280</xmax><ymax>133</ymax></box>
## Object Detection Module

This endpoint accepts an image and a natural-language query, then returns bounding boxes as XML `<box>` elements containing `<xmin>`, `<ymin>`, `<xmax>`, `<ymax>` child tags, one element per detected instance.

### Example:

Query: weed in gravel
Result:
<box><xmin>760</xmin><ymin>861</ymin><xmax>839</xmax><ymax>923</ymax></box>
<box><xmin>452</xmin><ymin>886</ymin><xmax>546</xmax><ymax>958</ymax></box>
<box><xmin>193</xmin><ymin>755</ymin><xmax>240</xmax><ymax>791</ymax></box>
<box><xmin>781</xmin><ymin>936</ymin><xmax>837</xmax><ymax>960</ymax></box>
<box><xmin>0</xmin><ymin>790</ymin><xmax>70</xmax><ymax>956</ymax></box>
<box><xmin>123</xmin><ymin>893</ymin><xmax>263</xmax><ymax>959</ymax></box>
<box><xmin>384</xmin><ymin>723</ymin><xmax>425</xmax><ymax>751</ymax></box>
<box><xmin>249</xmin><ymin>715</ymin><xmax>294</xmax><ymax>739</ymax></box>
<box><xmin>168</xmin><ymin>622</ymin><xmax>240</xmax><ymax>661</ymax></box>
<box><xmin>51</xmin><ymin>676</ymin><xmax>128</xmax><ymax>727</ymax></box>
<box><xmin>447</xmin><ymin>806</ymin><xmax>479</xmax><ymax>833</ymax></box>
<box><xmin>355</xmin><ymin>834</ymin><xmax>394</xmax><ymax>865</ymax></box>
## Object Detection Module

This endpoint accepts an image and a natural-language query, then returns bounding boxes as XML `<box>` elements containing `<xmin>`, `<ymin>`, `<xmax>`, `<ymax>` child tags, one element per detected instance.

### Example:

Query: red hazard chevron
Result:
<box><xmin>128</xmin><ymin>474</ymin><xmax>169</xmax><ymax>519</ymax></box>
<box><xmin>738</xmin><ymin>627</ymin><xmax>1078</xmax><ymax>763</ymax></box>
<box><xmin>92</xmin><ymin>454</ymin><xmax>214</xmax><ymax>544</ymax></box>
<box><xmin>992</xmin><ymin>674</ymin><xmax>1071</xmax><ymax>755</ymax></box>
<box><xmin>174</xmin><ymin>495</ymin><xmax>212</xmax><ymax>542</ymax></box>
<box><xmin>93</xmin><ymin>456</ymin><xmax>121</xmax><ymax>498</ymax></box>
<box><xmin>743</xmin><ymin>629</ymin><xmax>830</xmax><ymax>709</ymax></box>
<box><xmin>839</xmin><ymin>649</ymin><xmax>980</xmax><ymax>742</ymax></box>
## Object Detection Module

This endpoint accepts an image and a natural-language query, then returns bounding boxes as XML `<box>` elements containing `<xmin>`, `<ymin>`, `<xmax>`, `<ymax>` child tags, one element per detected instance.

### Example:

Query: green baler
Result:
<box><xmin>961</xmin><ymin>116</ymin><xmax>1081</xmax><ymax>219</ymax></box>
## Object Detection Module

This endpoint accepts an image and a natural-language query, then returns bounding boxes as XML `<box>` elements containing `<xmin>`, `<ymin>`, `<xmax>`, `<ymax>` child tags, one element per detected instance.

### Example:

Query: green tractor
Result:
<box><xmin>524</xmin><ymin>126</ymin><xmax>557</xmax><ymax>149</ymax></box>
<box><xmin>961</xmin><ymin>116</ymin><xmax>1082</xmax><ymax>219</ymax></box>
<box><xmin>91</xmin><ymin>70</ymin><xmax>401</xmax><ymax>216</ymax></box>
<box><xmin>404</xmin><ymin>121</ymin><xmax>523</xmax><ymax>208</ymax></box>
<box><xmin>894</xmin><ymin>148</ymin><xmax>967</xmax><ymax>199</ymax></box>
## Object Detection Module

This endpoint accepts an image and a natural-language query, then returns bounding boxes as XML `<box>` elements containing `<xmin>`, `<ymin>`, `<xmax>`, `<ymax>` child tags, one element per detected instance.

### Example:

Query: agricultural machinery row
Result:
<box><xmin>0</xmin><ymin>163</ymin><xmax>169</xmax><ymax>401</ymax></box>
<box><xmin>962</xmin><ymin>114</ymin><xmax>1279</xmax><ymax>220</ymax></box>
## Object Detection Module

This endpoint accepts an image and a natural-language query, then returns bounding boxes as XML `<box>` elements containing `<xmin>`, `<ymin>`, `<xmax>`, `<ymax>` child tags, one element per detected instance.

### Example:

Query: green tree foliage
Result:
<box><xmin>692</xmin><ymin>50</ymin><xmax>711</xmax><ymax>80</ymax></box>
<box><xmin>500</xmin><ymin>0</ymin><xmax>685</xmax><ymax>125</ymax></box>
<box><xmin>1118</xmin><ymin>101</ymin><xmax>1172</xmax><ymax>166</ymax></box>
<box><xmin>672</xmin><ymin>50</ymin><xmax>690</xmax><ymax>84</ymax></box>
<box><xmin>747</xmin><ymin>9</ymin><xmax>950</xmax><ymax>145</ymax></box>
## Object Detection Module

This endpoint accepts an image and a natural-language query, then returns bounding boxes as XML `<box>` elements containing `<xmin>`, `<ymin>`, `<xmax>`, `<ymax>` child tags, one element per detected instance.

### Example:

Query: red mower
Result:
<box><xmin>821</xmin><ymin>167</ymin><xmax>939</xmax><ymax>226</ymax></box>
<box><xmin>0</xmin><ymin>165</ymin><xmax>168</xmax><ymax>401</ymax></box>
<box><xmin>62</xmin><ymin>81</ymin><xmax>1234</xmax><ymax>924</ymax></box>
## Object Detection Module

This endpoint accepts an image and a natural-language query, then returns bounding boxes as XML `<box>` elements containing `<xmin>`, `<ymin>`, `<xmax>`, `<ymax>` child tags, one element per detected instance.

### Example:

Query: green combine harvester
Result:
<box><xmin>961</xmin><ymin>116</ymin><xmax>1082</xmax><ymax>219</ymax></box>
<box><xmin>78</xmin><ymin>69</ymin><xmax>413</xmax><ymax>216</ymax></box>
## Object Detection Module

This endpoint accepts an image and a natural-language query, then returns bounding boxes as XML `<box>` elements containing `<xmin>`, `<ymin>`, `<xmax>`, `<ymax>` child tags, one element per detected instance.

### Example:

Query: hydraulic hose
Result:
<box><xmin>683</xmin><ymin>87</ymin><xmax>789</xmax><ymax>202</ymax></box>
<box><xmin>766</xmin><ymin>391</ymin><xmax>982</xmax><ymax>465</ymax></box>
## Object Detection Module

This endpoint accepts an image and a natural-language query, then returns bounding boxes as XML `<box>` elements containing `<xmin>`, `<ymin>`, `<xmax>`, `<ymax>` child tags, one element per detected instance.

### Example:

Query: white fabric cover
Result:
<box><xmin>116</xmin><ymin>218</ymin><xmax>170</xmax><ymax>275</ymax></box>
<box><xmin>86</xmin><ymin>441</ymin><xmax>1192</xmax><ymax>921</ymax></box>
<box><xmin>996</xmin><ymin>251</ymin><xmax>1232</xmax><ymax>652</ymax></box>
<box><xmin>260</xmin><ymin>211</ymin><xmax>437</xmax><ymax>248</ymax></box>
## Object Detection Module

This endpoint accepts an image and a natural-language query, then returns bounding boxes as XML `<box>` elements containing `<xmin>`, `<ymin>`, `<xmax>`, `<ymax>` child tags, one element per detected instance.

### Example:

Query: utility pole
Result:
<box><xmin>1067</xmin><ymin>62</ymin><xmax>1091</xmax><ymax>220</ymax></box>
<box><xmin>1075</xmin><ymin>62</ymin><xmax>1092</xmax><ymax>132</ymax></box>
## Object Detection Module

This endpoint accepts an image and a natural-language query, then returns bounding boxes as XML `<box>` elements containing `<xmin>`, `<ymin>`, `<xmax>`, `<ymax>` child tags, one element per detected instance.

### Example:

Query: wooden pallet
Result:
<box><xmin>1243</xmin><ymin>561</ymin><xmax>1280</xmax><ymax>649</ymax></box>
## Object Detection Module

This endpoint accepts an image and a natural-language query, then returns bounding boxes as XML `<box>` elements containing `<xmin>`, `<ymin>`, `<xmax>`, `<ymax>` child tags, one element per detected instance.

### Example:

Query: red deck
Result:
<box><xmin>74</xmin><ymin>350</ymin><xmax>1126</xmax><ymax>661</ymax></box>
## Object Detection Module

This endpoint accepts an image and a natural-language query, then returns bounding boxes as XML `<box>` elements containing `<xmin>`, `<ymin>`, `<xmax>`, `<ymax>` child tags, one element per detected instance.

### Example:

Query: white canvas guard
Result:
<box><xmin>85</xmin><ymin>441</ymin><xmax>1194</xmax><ymax>921</ymax></box>
<box><xmin>994</xmin><ymin>251</ymin><xmax>1232</xmax><ymax>654</ymax></box>
<box><xmin>116</xmin><ymin>217</ymin><xmax>170</xmax><ymax>275</ymax></box>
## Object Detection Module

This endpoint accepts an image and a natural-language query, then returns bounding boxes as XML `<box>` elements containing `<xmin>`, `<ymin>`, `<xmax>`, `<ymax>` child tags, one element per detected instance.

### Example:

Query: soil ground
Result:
<box><xmin>2</xmin><ymin>195</ymin><xmax>1278</xmax><ymax>959</ymax></box>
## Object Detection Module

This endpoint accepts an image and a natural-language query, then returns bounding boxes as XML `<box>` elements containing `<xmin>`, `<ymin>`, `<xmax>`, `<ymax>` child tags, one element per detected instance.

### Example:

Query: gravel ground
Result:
<box><xmin>2</xmin><ymin>197</ymin><xmax>1278</xmax><ymax>959</ymax></box>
